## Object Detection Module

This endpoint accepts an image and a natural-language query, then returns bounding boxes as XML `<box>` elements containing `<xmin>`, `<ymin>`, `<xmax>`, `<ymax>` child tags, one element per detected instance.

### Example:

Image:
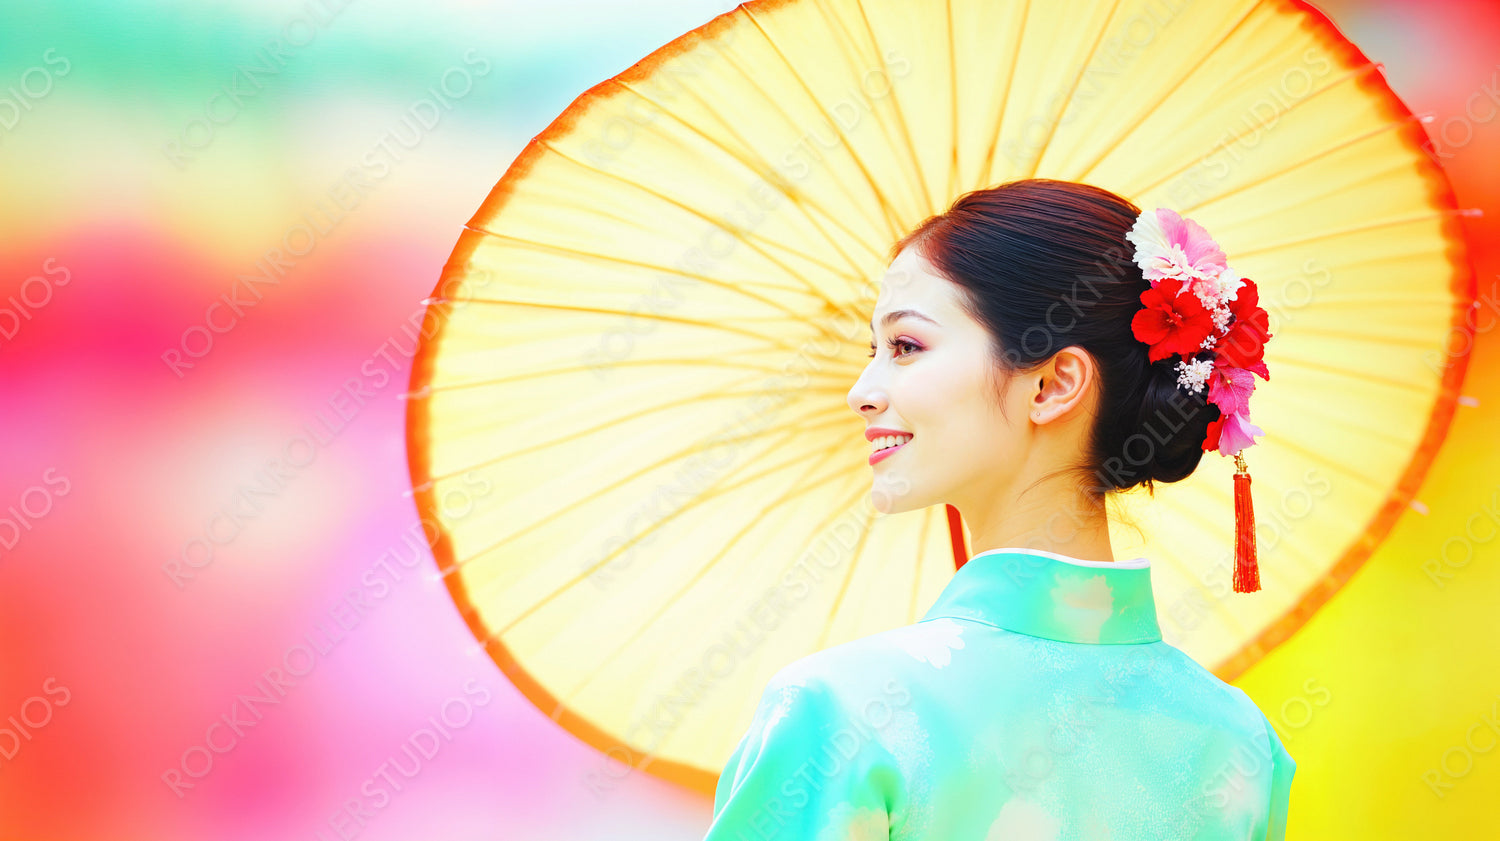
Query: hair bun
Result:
<box><xmin>1126</xmin><ymin>357</ymin><xmax>1220</xmax><ymax>488</ymax></box>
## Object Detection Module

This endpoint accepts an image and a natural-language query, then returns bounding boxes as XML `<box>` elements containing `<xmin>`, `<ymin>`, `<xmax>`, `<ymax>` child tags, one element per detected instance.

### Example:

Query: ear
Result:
<box><xmin>1031</xmin><ymin>347</ymin><xmax>1096</xmax><ymax>424</ymax></box>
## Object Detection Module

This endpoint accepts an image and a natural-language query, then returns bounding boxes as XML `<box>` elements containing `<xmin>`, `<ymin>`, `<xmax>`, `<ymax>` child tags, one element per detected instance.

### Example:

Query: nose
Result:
<box><xmin>846</xmin><ymin>364</ymin><xmax>887</xmax><ymax>418</ymax></box>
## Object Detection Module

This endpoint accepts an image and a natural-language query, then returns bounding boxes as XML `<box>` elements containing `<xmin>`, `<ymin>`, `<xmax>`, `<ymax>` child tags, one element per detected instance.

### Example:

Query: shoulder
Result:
<box><xmin>1149</xmin><ymin>641</ymin><xmax>1280</xmax><ymax>739</ymax></box>
<box><xmin>778</xmin><ymin>616</ymin><xmax>977</xmax><ymax>674</ymax></box>
<box><xmin>760</xmin><ymin>616</ymin><xmax>984</xmax><ymax>713</ymax></box>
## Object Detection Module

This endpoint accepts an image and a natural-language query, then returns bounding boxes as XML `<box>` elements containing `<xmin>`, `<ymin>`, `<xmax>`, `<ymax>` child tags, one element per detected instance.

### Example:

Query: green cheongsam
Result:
<box><xmin>703</xmin><ymin>547</ymin><xmax>1295</xmax><ymax>840</ymax></box>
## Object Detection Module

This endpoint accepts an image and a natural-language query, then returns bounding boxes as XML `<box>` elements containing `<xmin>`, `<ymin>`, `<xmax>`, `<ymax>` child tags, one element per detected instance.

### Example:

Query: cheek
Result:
<box><xmin>910</xmin><ymin>353</ymin><xmax>976</xmax><ymax>401</ymax></box>
<box><xmin>891</xmin><ymin>368</ymin><xmax>948</xmax><ymax>423</ymax></box>
<box><xmin>895</xmin><ymin>361</ymin><xmax>976</xmax><ymax>434</ymax></box>
<box><xmin>915</xmin><ymin>363</ymin><xmax>1007</xmax><ymax>443</ymax></box>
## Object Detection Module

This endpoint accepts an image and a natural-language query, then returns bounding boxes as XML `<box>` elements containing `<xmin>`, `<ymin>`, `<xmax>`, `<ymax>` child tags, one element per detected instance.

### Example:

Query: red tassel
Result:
<box><xmin>1232</xmin><ymin>452</ymin><xmax>1260</xmax><ymax>593</ymax></box>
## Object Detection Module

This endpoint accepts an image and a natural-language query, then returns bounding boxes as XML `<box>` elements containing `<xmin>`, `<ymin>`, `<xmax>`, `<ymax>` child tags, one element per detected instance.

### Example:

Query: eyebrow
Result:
<box><xmin>870</xmin><ymin>309</ymin><xmax>940</xmax><ymax>334</ymax></box>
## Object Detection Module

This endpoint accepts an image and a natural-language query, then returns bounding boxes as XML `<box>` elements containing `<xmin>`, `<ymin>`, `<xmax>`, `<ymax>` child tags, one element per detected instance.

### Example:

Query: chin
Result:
<box><xmin>870</xmin><ymin>470</ymin><xmax>920</xmax><ymax>515</ymax></box>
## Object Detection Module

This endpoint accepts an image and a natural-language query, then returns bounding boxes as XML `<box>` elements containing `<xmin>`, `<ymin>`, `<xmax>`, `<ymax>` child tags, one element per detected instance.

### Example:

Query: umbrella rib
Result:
<box><xmin>845</xmin><ymin>0</ymin><xmax>934</xmax><ymax>212</ymax></box>
<box><xmin>1156</xmin><ymin>494</ymin><xmax>1252</xmax><ymax>638</ymax></box>
<box><xmin>1270</xmin><ymin>351</ymin><xmax>1444</xmax><ymax>394</ymax></box>
<box><xmin>706</xmin><ymin>44</ymin><xmax>902</xmax><ymax>253</ymax></box>
<box><xmin>425</xmin><ymin>376</ymin><xmax>848</xmax><ymax>494</ymax></box>
<box><xmin>813</xmin><ymin>481</ymin><xmax>882</xmax><ymax>652</ymax></box>
<box><xmin>1311</xmin><ymin>294</ymin><xmax>1462</xmax><ymax>306</ymax></box>
<box><xmin>714</xmin><ymin>35</ymin><xmax>902</xmax><ymax>244</ymax></box>
<box><xmin>608</xmin><ymin>77</ymin><xmax>887</xmax><ymax>277</ymax></box>
<box><xmin>739</xmin><ymin>6</ymin><xmax>908</xmax><ymax>241</ymax></box>
<box><xmin>981</xmin><ymin>0</ymin><xmax>1030</xmax><ymax>179</ymax></box>
<box><xmin>945</xmin><ymin>0</ymin><xmax>959</xmax><ymax>201</ymax></box>
<box><xmin>551</xmin><ymin>450</ymin><xmax>858</xmax><ymax>701</ymax></box>
<box><xmin>567</xmin><ymin>479</ymin><xmax>878</xmax><ymax>709</ymax></box>
<box><xmin>448</xmin><ymin>411</ymin><xmax>856</xmax><ymax>585</ymax></box>
<box><xmin>1074</xmin><ymin>2</ymin><xmax>1261</xmax><ymax>183</ymax></box>
<box><xmin>466</xmin><ymin>197</ymin><xmax>859</xmax><ymax>291</ymax></box>
<box><xmin>1275</xmin><ymin>388</ymin><xmax>1431</xmax><ymax>450</ymax></box>
<box><xmin>1270</xmin><ymin>431</ymin><xmax>1407</xmax><ymax>490</ymax></box>
<box><xmin>1128</xmin><ymin>60</ymin><xmax>1379</xmax><ymax>199</ymax></box>
<box><xmin>1170</xmin><ymin>497</ymin><xmax>1326</xmax><ymax>596</ymax></box>
<box><xmin>455</xmin><ymin>413</ymin><xmax>856</xmax><ymax>639</ymax></box>
<box><xmin>414</xmin><ymin>355</ymin><xmax>857</xmax><ymax>400</ymax></box>
<box><xmin>1294</xmin><ymin>323</ymin><xmax>1454</xmax><ymax>350</ymax></box>
<box><xmin>1022</xmin><ymin>0</ymin><xmax>1125</xmax><ymax>179</ymax></box>
<box><xmin>535</xmin><ymin>137</ymin><xmax>871</xmax><ymax>320</ymax></box>
<box><xmin>462</xmin><ymin>216</ymin><xmax>856</xmax><ymax>299</ymax></box>
<box><xmin>908</xmin><ymin>505</ymin><xmax>938</xmax><ymax>624</ymax></box>
<box><xmin>457</xmin><ymin>223</ymin><xmax>848</xmax><ymax>317</ymax></box>
<box><xmin>1176</xmin><ymin>113</ymin><xmax>1428</xmax><ymax>217</ymax></box>
<box><xmin>1236</xmin><ymin>532</ymin><xmax>1306</xmax><ymax>594</ymax></box>
<box><xmin>1230</xmin><ymin>206</ymin><xmax>1465</xmax><ymax>258</ymax></box>
<box><xmin>792</xmin><ymin>0</ymin><xmax>924</xmax><ymax>217</ymax></box>
<box><xmin>453</xmin><ymin>296</ymin><xmax>830</xmax><ymax>355</ymax></box>
<box><xmin>1168</xmin><ymin>477</ymin><xmax>1304</xmax><ymax>613</ymax></box>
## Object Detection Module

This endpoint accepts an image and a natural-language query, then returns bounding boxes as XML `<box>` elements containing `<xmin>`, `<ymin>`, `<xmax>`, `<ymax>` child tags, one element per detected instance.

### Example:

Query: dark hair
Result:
<box><xmin>889</xmin><ymin>178</ymin><xmax>1219</xmax><ymax>507</ymax></box>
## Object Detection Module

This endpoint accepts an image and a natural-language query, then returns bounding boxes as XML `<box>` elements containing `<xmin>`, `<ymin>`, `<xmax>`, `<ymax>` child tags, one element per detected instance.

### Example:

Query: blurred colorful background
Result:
<box><xmin>1</xmin><ymin>0</ymin><xmax>1497</xmax><ymax>838</ymax></box>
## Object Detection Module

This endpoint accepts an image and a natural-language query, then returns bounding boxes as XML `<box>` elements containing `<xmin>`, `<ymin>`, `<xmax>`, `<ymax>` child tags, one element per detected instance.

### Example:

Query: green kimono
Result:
<box><xmin>703</xmin><ymin>547</ymin><xmax>1295</xmax><ymax>840</ymax></box>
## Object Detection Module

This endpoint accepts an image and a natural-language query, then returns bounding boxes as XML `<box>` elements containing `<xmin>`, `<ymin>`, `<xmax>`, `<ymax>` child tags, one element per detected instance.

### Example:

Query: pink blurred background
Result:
<box><xmin>1</xmin><ymin>0</ymin><xmax>1496</xmax><ymax>838</ymax></box>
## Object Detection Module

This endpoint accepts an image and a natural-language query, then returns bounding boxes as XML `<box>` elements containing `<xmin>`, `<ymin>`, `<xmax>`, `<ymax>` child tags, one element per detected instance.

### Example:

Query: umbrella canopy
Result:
<box><xmin>405</xmin><ymin>0</ymin><xmax>1475</xmax><ymax>794</ymax></box>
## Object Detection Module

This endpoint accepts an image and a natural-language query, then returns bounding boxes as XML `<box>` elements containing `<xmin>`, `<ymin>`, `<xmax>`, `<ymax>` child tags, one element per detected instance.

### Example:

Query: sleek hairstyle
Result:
<box><xmin>889</xmin><ymin>178</ymin><xmax>1218</xmax><ymax>506</ymax></box>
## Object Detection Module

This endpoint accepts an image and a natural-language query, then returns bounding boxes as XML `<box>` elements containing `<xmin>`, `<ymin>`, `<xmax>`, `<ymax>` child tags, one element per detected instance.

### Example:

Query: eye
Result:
<box><xmin>867</xmin><ymin>337</ymin><xmax>922</xmax><ymax>359</ymax></box>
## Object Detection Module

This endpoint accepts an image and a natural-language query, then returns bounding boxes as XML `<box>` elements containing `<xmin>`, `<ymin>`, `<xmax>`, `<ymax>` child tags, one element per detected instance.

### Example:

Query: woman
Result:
<box><xmin>701</xmin><ymin>179</ymin><xmax>1294</xmax><ymax>840</ymax></box>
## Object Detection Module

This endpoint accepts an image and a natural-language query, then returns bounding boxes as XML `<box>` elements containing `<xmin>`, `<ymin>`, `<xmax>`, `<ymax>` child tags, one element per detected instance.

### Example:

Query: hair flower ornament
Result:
<box><xmin>1127</xmin><ymin>208</ymin><xmax>1275</xmax><ymax>593</ymax></box>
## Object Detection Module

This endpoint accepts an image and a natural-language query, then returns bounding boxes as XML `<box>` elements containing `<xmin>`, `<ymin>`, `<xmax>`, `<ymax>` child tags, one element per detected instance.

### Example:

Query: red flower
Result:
<box><xmin>1214</xmin><ymin>279</ymin><xmax>1272</xmax><ymax>378</ymax></box>
<box><xmin>1204</xmin><ymin>413</ymin><xmax>1225</xmax><ymax>452</ymax></box>
<box><xmin>1131</xmin><ymin>277</ymin><xmax>1216</xmax><ymax>363</ymax></box>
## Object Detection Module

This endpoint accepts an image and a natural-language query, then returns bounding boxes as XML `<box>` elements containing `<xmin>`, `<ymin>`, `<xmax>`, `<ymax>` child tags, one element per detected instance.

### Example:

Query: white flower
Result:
<box><xmin>1209</xmin><ymin>303</ymin><xmax>1233</xmax><ymax>334</ymax></box>
<box><xmin>1176</xmin><ymin>357</ymin><xmax>1214</xmax><ymax>394</ymax></box>
<box><xmin>1193</xmin><ymin>264</ymin><xmax>1245</xmax><ymax>311</ymax></box>
<box><xmin>1124</xmin><ymin>209</ymin><xmax>1171</xmax><ymax>274</ymax></box>
<box><xmin>763</xmin><ymin>684</ymin><xmax>803</xmax><ymax>732</ymax></box>
<box><xmin>984</xmin><ymin>796</ymin><xmax>1062</xmax><ymax>840</ymax></box>
<box><xmin>895</xmin><ymin>618</ymin><xmax>966</xmax><ymax>668</ymax></box>
<box><xmin>1125</xmin><ymin>208</ymin><xmax>1228</xmax><ymax>283</ymax></box>
<box><xmin>1050</xmin><ymin>575</ymin><xmax>1115</xmax><ymax>643</ymax></box>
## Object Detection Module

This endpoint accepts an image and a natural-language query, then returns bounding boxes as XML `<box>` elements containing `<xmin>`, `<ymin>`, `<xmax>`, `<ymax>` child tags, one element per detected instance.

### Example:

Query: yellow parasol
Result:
<box><xmin>404</xmin><ymin>0</ymin><xmax>1475</xmax><ymax>794</ymax></box>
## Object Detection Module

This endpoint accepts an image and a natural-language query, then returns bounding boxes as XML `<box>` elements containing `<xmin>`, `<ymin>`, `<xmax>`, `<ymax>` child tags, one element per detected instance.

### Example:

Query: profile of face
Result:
<box><xmin>846</xmin><ymin>245</ymin><xmax>1033</xmax><ymax>516</ymax></box>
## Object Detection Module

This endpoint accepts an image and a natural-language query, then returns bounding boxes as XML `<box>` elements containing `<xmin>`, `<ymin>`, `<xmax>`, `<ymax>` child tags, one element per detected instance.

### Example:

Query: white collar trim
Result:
<box><xmin>969</xmin><ymin>546</ymin><xmax>1151</xmax><ymax>570</ymax></box>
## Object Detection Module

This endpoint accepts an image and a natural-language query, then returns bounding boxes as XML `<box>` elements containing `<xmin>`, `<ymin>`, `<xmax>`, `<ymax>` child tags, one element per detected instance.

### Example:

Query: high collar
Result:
<box><xmin>918</xmin><ymin>547</ymin><xmax>1162</xmax><ymax>645</ymax></box>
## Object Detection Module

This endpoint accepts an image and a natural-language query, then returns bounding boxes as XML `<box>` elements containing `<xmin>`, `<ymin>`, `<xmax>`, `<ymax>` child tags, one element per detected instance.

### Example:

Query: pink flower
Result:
<box><xmin>1205</xmin><ymin>410</ymin><xmax>1264</xmax><ymax>456</ymax></box>
<box><xmin>1127</xmin><ymin>208</ymin><xmax>1228</xmax><ymax>287</ymax></box>
<box><xmin>1207</xmin><ymin>358</ymin><xmax>1257</xmax><ymax>417</ymax></box>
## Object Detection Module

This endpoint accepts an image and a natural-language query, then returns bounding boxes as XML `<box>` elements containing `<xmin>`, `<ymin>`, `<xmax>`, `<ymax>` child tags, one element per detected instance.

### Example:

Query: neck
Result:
<box><xmin>961</xmin><ymin>485</ymin><xmax>1116</xmax><ymax>564</ymax></box>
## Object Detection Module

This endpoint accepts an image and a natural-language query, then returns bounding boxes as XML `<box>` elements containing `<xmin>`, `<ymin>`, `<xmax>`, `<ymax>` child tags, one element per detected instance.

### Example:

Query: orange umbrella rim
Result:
<box><xmin>403</xmin><ymin>0</ymin><xmax>1479</xmax><ymax>797</ymax></box>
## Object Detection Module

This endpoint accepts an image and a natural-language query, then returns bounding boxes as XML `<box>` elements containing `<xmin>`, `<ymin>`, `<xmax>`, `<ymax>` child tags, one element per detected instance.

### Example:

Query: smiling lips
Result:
<box><xmin>866</xmin><ymin>429</ymin><xmax>913</xmax><ymax>465</ymax></box>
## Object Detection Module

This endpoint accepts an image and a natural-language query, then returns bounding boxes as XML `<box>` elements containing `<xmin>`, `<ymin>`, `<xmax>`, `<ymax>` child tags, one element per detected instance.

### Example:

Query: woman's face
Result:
<box><xmin>847</xmin><ymin>245</ymin><xmax>1032</xmax><ymax>515</ymax></box>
